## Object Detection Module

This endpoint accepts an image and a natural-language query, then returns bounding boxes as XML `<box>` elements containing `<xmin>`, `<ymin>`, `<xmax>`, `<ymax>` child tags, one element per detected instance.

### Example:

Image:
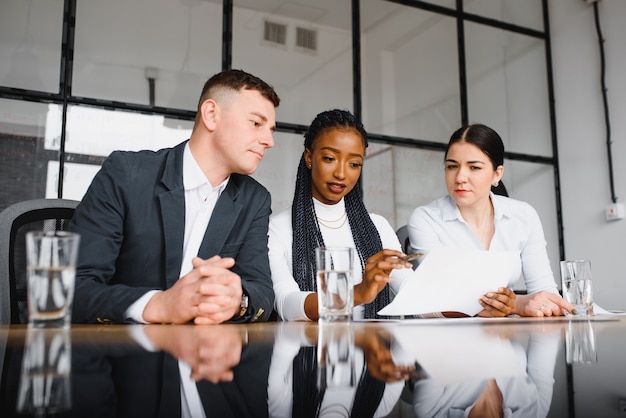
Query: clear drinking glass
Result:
<box><xmin>25</xmin><ymin>231</ymin><xmax>80</xmax><ymax>328</ymax></box>
<box><xmin>316</xmin><ymin>247</ymin><xmax>354</xmax><ymax>322</ymax></box>
<box><xmin>560</xmin><ymin>259</ymin><xmax>594</xmax><ymax>316</ymax></box>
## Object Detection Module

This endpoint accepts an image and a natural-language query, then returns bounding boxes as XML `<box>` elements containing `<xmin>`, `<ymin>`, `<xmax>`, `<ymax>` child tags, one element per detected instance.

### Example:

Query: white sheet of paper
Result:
<box><xmin>389</xmin><ymin>324</ymin><xmax>527</xmax><ymax>384</ymax></box>
<box><xmin>379</xmin><ymin>247</ymin><xmax>520</xmax><ymax>317</ymax></box>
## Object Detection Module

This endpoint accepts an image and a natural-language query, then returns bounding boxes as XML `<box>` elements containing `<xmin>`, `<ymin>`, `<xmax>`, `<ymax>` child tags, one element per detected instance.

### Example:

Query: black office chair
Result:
<box><xmin>0</xmin><ymin>199</ymin><xmax>79</xmax><ymax>324</ymax></box>
<box><xmin>395</xmin><ymin>224</ymin><xmax>411</xmax><ymax>254</ymax></box>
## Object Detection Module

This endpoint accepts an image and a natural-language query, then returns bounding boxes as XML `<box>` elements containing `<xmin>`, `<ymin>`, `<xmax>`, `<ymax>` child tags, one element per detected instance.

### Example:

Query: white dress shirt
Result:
<box><xmin>268</xmin><ymin>198</ymin><xmax>413</xmax><ymax>321</ymax></box>
<box><xmin>407</xmin><ymin>193</ymin><xmax>559</xmax><ymax>294</ymax></box>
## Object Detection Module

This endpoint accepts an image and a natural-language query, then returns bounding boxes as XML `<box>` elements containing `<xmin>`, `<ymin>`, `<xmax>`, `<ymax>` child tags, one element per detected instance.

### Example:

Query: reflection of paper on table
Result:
<box><xmin>390</xmin><ymin>325</ymin><xmax>527</xmax><ymax>384</ymax></box>
<box><xmin>379</xmin><ymin>248</ymin><xmax>520</xmax><ymax>317</ymax></box>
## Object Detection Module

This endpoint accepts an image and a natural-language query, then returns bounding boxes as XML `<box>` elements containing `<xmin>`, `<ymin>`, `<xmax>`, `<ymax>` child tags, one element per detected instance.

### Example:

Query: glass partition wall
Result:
<box><xmin>0</xmin><ymin>0</ymin><xmax>560</xmax><ymax>289</ymax></box>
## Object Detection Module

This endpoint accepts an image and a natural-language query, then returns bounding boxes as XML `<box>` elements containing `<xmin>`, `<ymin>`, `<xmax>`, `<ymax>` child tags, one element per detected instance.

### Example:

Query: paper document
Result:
<box><xmin>379</xmin><ymin>247</ymin><xmax>520</xmax><ymax>317</ymax></box>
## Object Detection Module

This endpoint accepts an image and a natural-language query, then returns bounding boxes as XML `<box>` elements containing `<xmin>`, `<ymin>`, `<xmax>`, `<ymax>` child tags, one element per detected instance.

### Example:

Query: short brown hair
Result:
<box><xmin>197</xmin><ymin>69</ymin><xmax>280</xmax><ymax>110</ymax></box>
<box><xmin>193</xmin><ymin>69</ymin><xmax>279</xmax><ymax>130</ymax></box>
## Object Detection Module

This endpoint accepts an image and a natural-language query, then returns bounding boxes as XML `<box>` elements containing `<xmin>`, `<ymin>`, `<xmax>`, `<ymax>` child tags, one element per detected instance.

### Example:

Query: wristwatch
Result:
<box><xmin>237</xmin><ymin>293</ymin><xmax>249</xmax><ymax>318</ymax></box>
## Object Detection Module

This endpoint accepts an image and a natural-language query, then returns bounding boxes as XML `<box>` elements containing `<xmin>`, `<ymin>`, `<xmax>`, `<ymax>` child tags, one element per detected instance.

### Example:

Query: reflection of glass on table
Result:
<box><xmin>566</xmin><ymin>320</ymin><xmax>597</xmax><ymax>364</ymax></box>
<box><xmin>17</xmin><ymin>328</ymin><xmax>72</xmax><ymax>414</ymax></box>
<box><xmin>317</xmin><ymin>323</ymin><xmax>355</xmax><ymax>390</ymax></box>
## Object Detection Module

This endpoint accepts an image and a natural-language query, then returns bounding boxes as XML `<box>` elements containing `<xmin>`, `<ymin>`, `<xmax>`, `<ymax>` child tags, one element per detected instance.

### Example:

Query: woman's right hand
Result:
<box><xmin>354</xmin><ymin>249</ymin><xmax>412</xmax><ymax>306</ymax></box>
<box><xmin>355</xmin><ymin>329</ymin><xmax>415</xmax><ymax>383</ymax></box>
<box><xmin>514</xmin><ymin>291</ymin><xmax>574</xmax><ymax>317</ymax></box>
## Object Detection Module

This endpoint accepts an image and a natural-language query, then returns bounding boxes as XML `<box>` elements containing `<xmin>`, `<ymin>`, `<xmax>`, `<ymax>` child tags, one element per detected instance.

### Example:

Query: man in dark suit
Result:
<box><xmin>69</xmin><ymin>69</ymin><xmax>280</xmax><ymax>324</ymax></box>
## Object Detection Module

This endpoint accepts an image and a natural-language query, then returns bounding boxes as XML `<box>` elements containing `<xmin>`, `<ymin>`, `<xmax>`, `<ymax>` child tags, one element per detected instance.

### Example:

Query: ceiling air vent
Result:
<box><xmin>263</xmin><ymin>20</ymin><xmax>287</xmax><ymax>46</ymax></box>
<box><xmin>295</xmin><ymin>26</ymin><xmax>317</xmax><ymax>52</ymax></box>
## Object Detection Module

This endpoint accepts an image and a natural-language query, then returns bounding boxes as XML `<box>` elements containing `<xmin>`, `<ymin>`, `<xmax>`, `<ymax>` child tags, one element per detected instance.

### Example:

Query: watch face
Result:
<box><xmin>239</xmin><ymin>295</ymin><xmax>249</xmax><ymax>317</ymax></box>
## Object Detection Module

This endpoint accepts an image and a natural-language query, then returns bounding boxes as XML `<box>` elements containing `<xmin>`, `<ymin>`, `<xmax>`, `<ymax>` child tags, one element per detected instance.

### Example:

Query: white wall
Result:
<box><xmin>551</xmin><ymin>0</ymin><xmax>626</xmax><ymax>311</ymax></box>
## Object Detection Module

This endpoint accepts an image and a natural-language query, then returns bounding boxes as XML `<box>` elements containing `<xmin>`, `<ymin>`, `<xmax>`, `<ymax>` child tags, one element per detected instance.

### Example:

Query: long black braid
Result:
<box><xmin>291</xmin><ymin>109</ymin><xmax>390</xmax><ymax>319</ymax></box>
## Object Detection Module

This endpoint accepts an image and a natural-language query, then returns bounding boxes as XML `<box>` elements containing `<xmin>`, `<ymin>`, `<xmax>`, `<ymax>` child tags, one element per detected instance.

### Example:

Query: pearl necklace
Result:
<box><xmin>316</xmin><ymin>211</ymin><xmax>348</xmax><ymax>229</ymax></box>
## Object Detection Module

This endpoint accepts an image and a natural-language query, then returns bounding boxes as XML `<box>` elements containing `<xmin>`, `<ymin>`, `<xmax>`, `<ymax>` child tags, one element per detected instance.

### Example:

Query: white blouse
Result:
<box><xmin>407</xmin><ymin>193</ymin><xmax>559</xmax><ymax>294</ymax></box>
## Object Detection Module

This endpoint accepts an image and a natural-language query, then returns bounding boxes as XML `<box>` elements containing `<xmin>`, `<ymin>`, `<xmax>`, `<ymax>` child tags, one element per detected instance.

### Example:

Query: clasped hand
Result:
<box><xmin>144</xmin><ymin>324</ymin><xmax>244</xmax><ymax>383</ymax></box>
<box><xmin>143</xmin><ymin>256</ymin><xmax>243</xmax><ymax>324</ymax></box>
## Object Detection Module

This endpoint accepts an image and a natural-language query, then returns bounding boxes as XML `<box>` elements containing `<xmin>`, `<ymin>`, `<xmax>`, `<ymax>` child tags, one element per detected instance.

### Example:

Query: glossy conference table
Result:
<box><xmin>0</xmin><ymin>315</ymin><xmax>625</xmax><ymax>418</ymax></box>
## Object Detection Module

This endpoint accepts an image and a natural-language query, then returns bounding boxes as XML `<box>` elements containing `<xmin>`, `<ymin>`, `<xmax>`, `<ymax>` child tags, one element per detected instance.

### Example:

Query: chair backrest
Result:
<box><xmin>396</xmin><ymin>224</ymin><xmax>419</xmax><ymax>269</ymax></box>
<box><xmin>395</xmin><ymin>224</ymin><xmax>411</xmax><ymax>254</ymax></box>
<box><xmin>0</xmin><ymin>199</ymin><xmax>79</xmax><ymax>324</ymax></box>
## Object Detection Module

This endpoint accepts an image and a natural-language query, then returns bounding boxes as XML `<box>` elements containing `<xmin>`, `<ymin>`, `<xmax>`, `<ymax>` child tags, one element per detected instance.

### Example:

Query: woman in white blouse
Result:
<box><xmin>268</xmin><ymin>109</ymin><xmax>414</xmax><ymax>321</ymax></box>
<box><xmin>407</xmin><ymin>124</ymin><xmax>574</xmax><ymax>317</ymax></box>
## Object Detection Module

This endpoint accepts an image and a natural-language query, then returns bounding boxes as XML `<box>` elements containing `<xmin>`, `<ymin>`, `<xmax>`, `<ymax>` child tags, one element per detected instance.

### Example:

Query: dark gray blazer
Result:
<box><xmin>69</xmin><ymin>141</ymin><xmax>274</xmax><ymax>323</ymax></box>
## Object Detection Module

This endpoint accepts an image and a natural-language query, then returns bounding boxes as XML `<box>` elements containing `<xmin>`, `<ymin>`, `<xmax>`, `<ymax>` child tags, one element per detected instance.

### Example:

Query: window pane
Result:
<box><xmin>361</xmin><ymin>2</ymin><xmax>460</xmax><ymax>142</ymax></box>
<box><xmin>60</xmin><ymin>105</ymin><xmax>193</xmax><ymax>201</ymax></box>
<box><xmin>232</xmin><ymin>0</ymin><xmax>353</xmax><ymax>126</ymax></box>
<box><xmin>0</xmin><ymin>98</ymin><xmax>61</xmax><ymax>209</ymax></box>
<box><xmin>363</xmin><ymin>143</ymin><xmax>447</xmax><ymax>232</ymax></box>
<box><xmin>73</xmin><ymin>0</ymin><xmax>222</xmax><ymax>109</ymax></box>
<box><xmin>465</xmin><ymin>23</ymin><xmax>552</xmax><ymax>156</ymax></box>
<box><xmin>0</xmin><ymin>0</ymin><xmax>63</xmax><ymax>93</ymax></box>
<box><xmin>63</xmin><ymin>106</ymin><xmax>190</xmax><ymax>157</ymax></box>
<box><xmin>464</xmin><ymin>0</ymin><xmax>544</xmax><ymax>31</ymax></box>
<box><xmin>505</xmin><ymin>160</ymin><xmax>560</xmax><ymax>290</ymax></box>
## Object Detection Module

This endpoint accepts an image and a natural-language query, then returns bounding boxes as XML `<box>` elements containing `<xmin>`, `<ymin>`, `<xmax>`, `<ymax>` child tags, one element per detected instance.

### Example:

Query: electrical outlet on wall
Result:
<box><xmin>605</xmin><ymin>203</ymin><xmax>625</xmax><ymax>222</ymax></box>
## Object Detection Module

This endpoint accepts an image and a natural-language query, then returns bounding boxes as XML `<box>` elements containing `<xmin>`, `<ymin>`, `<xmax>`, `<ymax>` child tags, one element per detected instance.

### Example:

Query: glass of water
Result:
<box><xmin>316</xmin><ymin>247</ymin><xmax>354</xmax><ymax>322</ymax></box>
<box><xmin>26</xmin><ymin>231</ymin><xmax>80</xmax><ymax>328</ymax></box>
<box><xmin>560</xmin><ymin>259</ymin><xmax>594</xmax><ymax>316</ymax></box>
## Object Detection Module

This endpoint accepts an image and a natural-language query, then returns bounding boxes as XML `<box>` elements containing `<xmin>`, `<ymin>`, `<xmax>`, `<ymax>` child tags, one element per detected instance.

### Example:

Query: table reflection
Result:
<box><xmin>317</xmin><ymin>323</ymin><xmax>356</xmax><ymax>390</ymax></box>
<box><xmin>268</xmin><ymin>322</ymin><xmax>411</xmax><ymax>418</ymax></box>
<box><xmin>400</xmin><ymin>323</ymin><xmax>562</xmax><ymax>418</ymax></box>
<box><xmin>3</xmin><ymin>317</ymin><xmax>625</xmax><ymax>417</ymax></box>
<box><xmin>566</xmin><ymin>319</ymin><xmax>598</xmax><ymax>364</ymax></box>
<box><xmin>141</xmin><ymin>324</ymin><xmax>246</xmax><ymax>383</ymax></box>
<box><xmin>69</xmin><ymin>324</ymin><xmax>272</xmax><ymax>418</ymax></box>
<box><xmin>17</xmin><ymin>328</ymin><xmax>72</xmax><ymax>415</ymax></box>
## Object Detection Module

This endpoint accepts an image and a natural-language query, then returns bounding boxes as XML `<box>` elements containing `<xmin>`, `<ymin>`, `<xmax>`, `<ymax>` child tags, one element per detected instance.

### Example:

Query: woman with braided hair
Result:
<box><xmin>268</xmin><ymin>109</ymin><xmax>414</xmax><ymax>321</ymax></box>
